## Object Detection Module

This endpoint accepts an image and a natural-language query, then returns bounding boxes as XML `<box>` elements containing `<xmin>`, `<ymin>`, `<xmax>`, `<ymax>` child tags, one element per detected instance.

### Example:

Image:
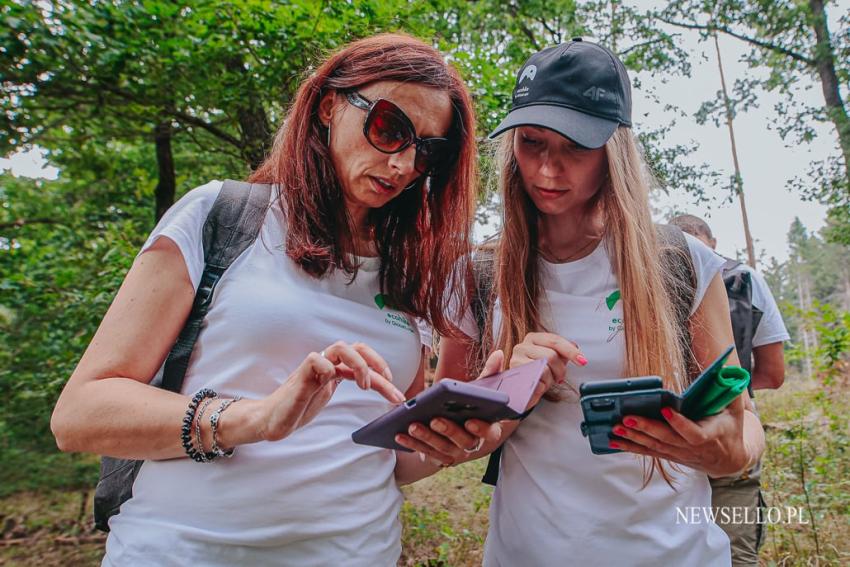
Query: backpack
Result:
<box><xmin>721</xmin><ymin>258</ymin><xmax>763</xmax><ymax>381</ymax></box>
<box><xmin>476</xmin><ymin>224</ymin><xmax>697</xmax><ymax>486</ymax></box>
<box><xmin>93</xmin><ymin>180</ymin><xmax>272</xmax><ymax>532</ymax></box>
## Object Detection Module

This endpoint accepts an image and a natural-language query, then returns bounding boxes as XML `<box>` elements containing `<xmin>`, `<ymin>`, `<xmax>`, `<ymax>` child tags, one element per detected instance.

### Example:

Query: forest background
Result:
<box><xmin>2</xmin><ymin>1</ymin><xmax>848</xmax><ymax>565</ymax></box>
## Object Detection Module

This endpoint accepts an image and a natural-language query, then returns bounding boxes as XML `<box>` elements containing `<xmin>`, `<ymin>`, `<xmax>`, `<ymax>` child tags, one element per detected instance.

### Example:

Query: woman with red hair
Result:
<box><xmin>51</xmin><ymin>33</ymin><xmax>478</xmax><ymax>565</ymax></box>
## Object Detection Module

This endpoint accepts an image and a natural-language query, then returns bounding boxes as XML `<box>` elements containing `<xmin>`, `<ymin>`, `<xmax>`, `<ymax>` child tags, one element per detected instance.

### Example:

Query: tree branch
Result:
<box><xmin>655</xmin><ymin>16</ymin><xmax>814</xmax><ymax>66</ymax></box>
<box><xmin>96</xmin><ymin>83</ymin><xmax>243</xmax><ymax>148</ymax></box>
<box><xmin>0</xmin><ymin>218</ymin><xmax>63</xmax><ymax>230</ymax></box>
<box><xmin>620</xmin><ymin>35</ymin><xmax>680</xmax><ymax>56</ymax></box>
<box><xmin>507</xmin><ymin>2</ymin><xmax>541</xmax><ymax>50</ymax></box>
<box><xmin>167</xmin><ymin>109</ymin><xmax>243</xmax><ymax>148</ymax></box>
<box><xmin>535</xmin><ymin>16</ymin><xmax>558</xmax><ymax>41</ymax></box>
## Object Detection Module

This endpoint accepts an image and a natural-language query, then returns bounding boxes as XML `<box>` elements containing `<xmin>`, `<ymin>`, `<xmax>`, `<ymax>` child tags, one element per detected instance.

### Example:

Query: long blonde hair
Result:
<box><xmin>485</xmin><ymin>127</ymin><xmax>691</xmax><ymax>485</ymax></box>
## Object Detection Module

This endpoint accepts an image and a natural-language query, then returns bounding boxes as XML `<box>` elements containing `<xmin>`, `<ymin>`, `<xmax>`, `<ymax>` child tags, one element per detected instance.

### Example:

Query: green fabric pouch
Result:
<box><xmin>680</xmin><ymin>363</ymin><xmax>750</xmax><ymax>419</ymax></box>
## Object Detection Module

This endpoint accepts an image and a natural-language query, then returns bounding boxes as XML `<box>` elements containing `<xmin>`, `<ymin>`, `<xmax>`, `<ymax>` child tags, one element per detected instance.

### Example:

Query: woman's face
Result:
<box><xmin>320</xmin><ymin>81</ymin><xmax>453</xmax><ymax>216</ymax></box>
<box><xmin>513</xmin><ymin>126</ymin><xmax>609</xmax><ymax>217</ymax></box>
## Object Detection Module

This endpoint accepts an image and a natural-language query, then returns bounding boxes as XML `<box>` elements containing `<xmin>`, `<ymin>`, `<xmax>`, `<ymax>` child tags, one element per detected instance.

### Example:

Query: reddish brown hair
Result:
<box><xmin>250</xmin><ymin>33</ymin><xmax>476</xmax><ymax>336</ymax></box>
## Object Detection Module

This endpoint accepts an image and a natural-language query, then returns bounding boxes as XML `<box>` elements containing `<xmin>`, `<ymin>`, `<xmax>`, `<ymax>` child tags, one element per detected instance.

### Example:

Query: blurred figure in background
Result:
<box><xmin>670</xmin><ymin>213</ymin><xmax>790</xmax><ymax>567</ymax></box>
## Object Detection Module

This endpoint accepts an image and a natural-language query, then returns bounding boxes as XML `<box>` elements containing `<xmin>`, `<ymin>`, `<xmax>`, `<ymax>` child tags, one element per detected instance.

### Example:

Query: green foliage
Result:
<box><xmin>0</xmin><ymin>1</ymin><xmax>456</xmax><ymax>485</ymax></box>
<box><xmin>2</xmin><ymin>0</ymin><xmax>450</xmax><ymax>167</ymax></box>
<box><xmin>0</xmin><ymin>0</ymin><xmax>841</xmax><ymax>505</ymax></box>
<box><xmin>0</xmin><ymin>167</ymin><xmax>147</xmax><ymax>454</ymax></box>
<box><xmin>760</xmin><ymin>216</ymin><xmax>849</xmax><ymax>372</ymax></box>
<box><xmin>399</xmin><ymin>459</ymin><xmax>491</xmax><ymax>566</ymax></box>
<box><xmin>787</xmin><ymin>302</ymin><xmax>850</xmax><ymax>387</ymax></box>
<box><xmin>758</xmin><ymin>300</ymin><xmax>850</xmax><ymax>564</ymax></box>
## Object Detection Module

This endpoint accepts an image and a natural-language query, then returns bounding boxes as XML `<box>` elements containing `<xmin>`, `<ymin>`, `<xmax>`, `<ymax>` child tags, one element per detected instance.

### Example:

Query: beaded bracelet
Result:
<box><xmin>209</xmin><ymin>397</ymin><xmax>243</xmax><ymax>459</ymax></box>
<box><xmin>181</xmin><ymin>388</ymin><xmax>218</xmax><ymax>463</ymax></box>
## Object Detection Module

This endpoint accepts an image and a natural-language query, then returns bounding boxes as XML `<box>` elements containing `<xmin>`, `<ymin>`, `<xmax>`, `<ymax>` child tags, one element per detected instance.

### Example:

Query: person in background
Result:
<box><xmin>670</xmin><ymin>213</ymin><xmax>790</xmax><ymax>566</ymax></box>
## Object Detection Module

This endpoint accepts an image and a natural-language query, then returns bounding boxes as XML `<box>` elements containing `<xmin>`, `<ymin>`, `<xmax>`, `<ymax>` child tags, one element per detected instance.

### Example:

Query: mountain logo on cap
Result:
<box><xmin>519</xmin><ymin>65</ymin><xmax>537</xmax><ymax>84</ymax></box>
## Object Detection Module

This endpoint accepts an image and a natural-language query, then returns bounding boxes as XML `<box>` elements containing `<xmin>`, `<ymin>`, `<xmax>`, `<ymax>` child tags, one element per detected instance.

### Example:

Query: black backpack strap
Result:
<box><xmin>94</xmin><ymin>180</ymin><xmax>272</xmax><ymax>532</ymax></box>
<box><xmin>161</xmin><ymin>180</ymin><xmax>272</xmax><ymax>392</ymax></box>
<box><xmin>482</xmin><ymin>445</ymin><xmax>502</xmax><ymax>486</ymax></box>
<box><xmin>481</xmin><ymin>404</ymin><xmax>537</xmax><ymax>486</ymax></box>
<box><xmin>721</xmin><ymin>256</ymin><xmax>756</xmax><ymax>380</ymax></box>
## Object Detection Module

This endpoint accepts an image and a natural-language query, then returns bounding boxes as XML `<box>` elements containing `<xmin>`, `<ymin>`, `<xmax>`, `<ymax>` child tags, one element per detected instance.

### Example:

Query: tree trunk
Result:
<box><xmin>238</xmin><ymin>104</ymin><xmax>271</xmax><ymax>170</ymax></box>
<box><xmin>225</xmin><ymin>56</ymin><xmax>271</xmax><ymax>170</ymax></box>
<box><xmin>154</xmin><ymin>121</ymin><xmax>176</xmax><ymax>222</ymax></box>
<box><xmin>808</xmin><ymin>0</ymin><xmax>850</xmax><ymax>190</ymax></box>
<box><xmin>714</xmin><ymin>33</ymin><xmax>757</xmax><ymax>268</ymax></box>
<box><xmin>795</xmin><ymin>261</ymin><xmax>814</xmax><ymax>380</ymax></box>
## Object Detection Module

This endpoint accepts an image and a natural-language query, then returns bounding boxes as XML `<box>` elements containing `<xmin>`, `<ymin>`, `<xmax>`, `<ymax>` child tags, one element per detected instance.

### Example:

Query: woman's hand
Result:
<box><xmin>394</xmin><ymin>350</ymin><xmax>507</xmax><ymax>467</ymax></box>
<box><xmin>509</xmin><ymin>332</ymin><xmax>587</xmax><ymax>408</ymax></box>
<box><xmin>609</xmin><ymin>394</ymin><xmax>752</xmax><ymax>478</ymax></box>
<box><xmin>223</xmin><ymin>341</ymin><xmax>405</xmax><ymax>448</ymax></box>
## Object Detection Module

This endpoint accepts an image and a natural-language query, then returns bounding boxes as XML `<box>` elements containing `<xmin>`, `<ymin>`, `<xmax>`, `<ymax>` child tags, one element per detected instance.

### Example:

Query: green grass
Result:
<box><xmin>756</xmin><ymin>378</ymin><xmax>850</xmax><ymax>565</ymax></box>
<box><xmin>399</xmin><ymin>459</ymin><xmax>491</xmax><ymax>566</ymax></box>
<box><xmin>0</xmin><ymin>448</ymin><xmax>98</xmax><ymax>499</ymax></box>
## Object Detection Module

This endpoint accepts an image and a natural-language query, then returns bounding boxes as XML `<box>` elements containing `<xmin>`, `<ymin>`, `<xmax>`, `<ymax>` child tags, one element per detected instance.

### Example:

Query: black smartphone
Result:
<box><xmin>579</xmin><ymin>377</ymin><xmax>663</xmax><ymax>396</ymax></box>
<box><xmin>579</xmin><ymin>345</ymin><xmax>736</xmax><ymax>455</ymax></box>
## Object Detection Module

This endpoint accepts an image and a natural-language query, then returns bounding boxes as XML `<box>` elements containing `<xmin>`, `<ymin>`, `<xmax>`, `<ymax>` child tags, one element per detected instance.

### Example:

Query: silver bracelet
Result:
<box><xmin>209</xmin><ymin>396</ymin><xmax>243</xmax><ymax>458</ymax></box>
<box><xmin>195</xmin><ymin>395</ymin><xmax>219</xmax><ymax>463</ymax></box>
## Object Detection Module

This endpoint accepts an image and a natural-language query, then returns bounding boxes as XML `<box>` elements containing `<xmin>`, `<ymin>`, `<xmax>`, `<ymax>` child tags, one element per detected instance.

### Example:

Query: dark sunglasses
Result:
<box><xmin>345</xmin><ymin>91</ymin><xmax>452</xmax><ymax>175</ymax></box>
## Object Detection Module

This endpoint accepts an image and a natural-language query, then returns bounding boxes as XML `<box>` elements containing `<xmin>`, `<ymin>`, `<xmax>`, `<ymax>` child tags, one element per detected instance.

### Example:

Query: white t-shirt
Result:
<box><xmin>456</xmin><ymin>235</ymin><xmax>732</xmax><ymax>566</ymax></box>
<box><xmin>104</xmin><ymin>181</ymin><xmax>429</xmax><ymax>567</ymax></box>
<box><xmin>726</xmin><ymin>262</ymin><xmax>790</xmax><ymax>347</ymax></box>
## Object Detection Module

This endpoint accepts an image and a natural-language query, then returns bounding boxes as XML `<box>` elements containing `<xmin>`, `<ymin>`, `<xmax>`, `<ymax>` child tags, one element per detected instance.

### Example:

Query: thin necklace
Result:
<box><xmin>541</xmin><ymin>235</ymin><xmax>601</xmax><ymax>263</ymax></box>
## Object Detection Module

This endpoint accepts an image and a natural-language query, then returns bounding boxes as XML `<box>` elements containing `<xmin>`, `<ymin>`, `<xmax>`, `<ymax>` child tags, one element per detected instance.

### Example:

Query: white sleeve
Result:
<box><xmin>456</xmin><ymin>305</ymin><xmax>479</xmax><ymax>340</ymax></box>
<box><xmin>416</xmin><ymin>304</ymin><xmax>476</xmax><ymax>352</ymax></box>
<box><xmin>445</xmin><ymin>275</ymin><xmax>479</xmax><ymax>341</ymax></box>
<box><xmin>416</xmin><ymin>318</ymin><xmax>434</xmax><ymax>352</ymax></box>
<box><xmin>749</xmin><ymin>270</ymin><xmax>791</xmax><ymax>347</ymax></box>
<box><xmin>138</xmin><ymin>180</ymin><xmax>223</xmax><ymax>292</ymax></box>
<box><xmin>684</xmin><ymin>233</ymin><xmax>726</xmax><ymax>315</ymax></box>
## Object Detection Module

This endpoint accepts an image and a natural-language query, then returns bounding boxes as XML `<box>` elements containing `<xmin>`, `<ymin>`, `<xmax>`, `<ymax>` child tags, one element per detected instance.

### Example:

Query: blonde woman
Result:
<box><xmin>395</xmin><ymin>40</ymin><xmax>765</xmax><ymax>565</ymax></box>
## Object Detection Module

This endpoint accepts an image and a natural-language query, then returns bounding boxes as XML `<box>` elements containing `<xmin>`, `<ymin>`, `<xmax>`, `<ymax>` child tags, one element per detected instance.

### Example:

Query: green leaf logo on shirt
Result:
<box><xmin>605</xmin><ymin>290</ymin><xmax>621</xmax><ymax>311</ymax></box>
<box><xmin>374</xmin><ymin>293</ymin><xmax>387</xmax><ymax>310</ymax></box>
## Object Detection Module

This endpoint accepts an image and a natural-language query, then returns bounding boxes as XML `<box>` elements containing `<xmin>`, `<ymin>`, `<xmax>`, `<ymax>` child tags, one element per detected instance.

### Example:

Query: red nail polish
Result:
<box><xmin>577</xmin><ymin>355</ymin><xmax>588</xmax><ymax>366</ymax></box>
<box><xmin>613</xmin><ymin>426</ymin><xmax>627</xmax><ymax>436</ymax></box>
<box><xmin>661</xmin><ymin>407</ymin><xmax>673</xmax><ymax>420</ymax></box>
<box><xmin>609</xmin><ymin>441</ymin><xmax>620</xmax><ymax>449</ymax></box>
<box><xmin>623</xmin><ymin>417</ymin><xmax>637</xmax><ymax>428</ymax></box>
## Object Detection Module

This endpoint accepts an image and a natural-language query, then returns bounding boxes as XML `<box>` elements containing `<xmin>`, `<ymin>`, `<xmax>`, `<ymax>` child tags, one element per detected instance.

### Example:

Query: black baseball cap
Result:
<box><xmin>490</xmin><ymin>38</ymin><xmax>632</xmax><ymax>148</ymax></box>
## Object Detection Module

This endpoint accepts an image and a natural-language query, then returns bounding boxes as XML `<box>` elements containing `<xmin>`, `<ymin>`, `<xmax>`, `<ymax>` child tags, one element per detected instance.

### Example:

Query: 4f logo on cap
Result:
<box><xmin>519</xmin><ymin>65</ymin><xmax>537</xmax><ymax>83</ymax></box>
<box><xmin>583</xmin><ymin>86</ymin><xmax>607</xmax><ymax>101</ymax></box>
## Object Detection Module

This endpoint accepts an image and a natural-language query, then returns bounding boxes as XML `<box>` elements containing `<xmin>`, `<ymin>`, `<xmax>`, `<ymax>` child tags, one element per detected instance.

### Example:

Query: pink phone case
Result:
<box><xmin>351</xmin><ymin>359</ymin><xmax>546</xmax><ymax>451</ymax></box>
